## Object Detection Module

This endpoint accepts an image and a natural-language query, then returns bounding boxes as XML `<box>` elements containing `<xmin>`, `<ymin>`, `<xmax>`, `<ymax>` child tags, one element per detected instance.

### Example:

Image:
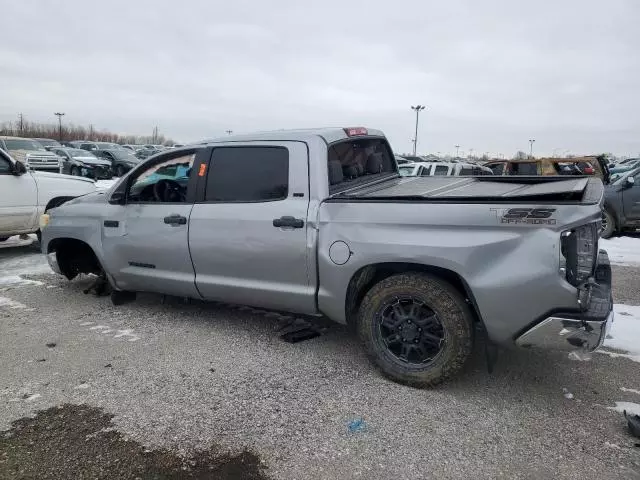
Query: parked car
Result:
<box><xmin>485</xmin><ymin>156</ymin><xmax>610</xmax><ymax>182</ymax></box>
<box><xmin>0</xmin><ymin>136</ymin><xmax>62</xmax><ymax>171</ymax></box>
<box><xmin>400</xmin><ymin>161</ymin><xmax>492</xmax><ymax>177</ymax></box>
<box><xmin>122</xmin><ymin>144</ymin><xmax>143</xmax><ymax>152</ymax></box>
<box><xmin>51</xmin><ymin>148</ymin><xmax>113</xmax><ymax>179</ymax></box>
<box><xmin>41</xmin><ymin>126</ymin><xmax>612</xmax><ymax>388</ymax></box>
<box><xmin>609</xmin><ymin>158</ymin><xmax>640</xmax><ymax>178</ymax></box>
<box><xmin>94</xmin><ymin>148</ymin><xmax>142</xmax><ymax>177</ymax></box>
<box><xmin>0</xmin><ymin>148</ymin><xmax>96</xmax><ymax>242</ymax></box>
<box><xmin>33</xmin><ymin>138</ymin><xmax>62</xmax><ymax>151</ymax></box>
<box><xmin>601</xmin><ymin>166</ymin><xmax>640</xmax><ymax>238</ymax></box>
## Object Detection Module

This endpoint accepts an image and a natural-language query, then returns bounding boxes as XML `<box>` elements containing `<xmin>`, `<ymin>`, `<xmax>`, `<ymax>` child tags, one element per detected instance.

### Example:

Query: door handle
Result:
<box><xmin>273</xmin><ymin>216</ymin><xmax>304</xmax><ymax>228</ymax></box>
<box><xmin>164</xmin><ymin>214</ymin><xmax>187</xmax><ymax>226</ymax></box>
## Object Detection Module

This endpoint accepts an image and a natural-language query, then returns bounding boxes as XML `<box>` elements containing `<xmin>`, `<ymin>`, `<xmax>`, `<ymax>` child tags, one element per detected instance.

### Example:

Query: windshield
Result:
<box><xmin>110</xmin><ymin>150</ymin><xmax>139</xmax><ymax>161</ymax></box>
<box><xmin>69</xmin><ymin>149</ymin><xmax>97</xmax><ymax>159</ymax></box>
<box><xmin>612</xmin><ymin>167</ymin><xmax>640</xmax><ymax>185</ymax></box>
<box><xmin>4</xmin><ymin>139</ymin><xmax>44</xmax><ymax>151</ymax></box>
<box><xmin>398</xmin><ymin>166</ymin><xmax>416</xmax><ymax>177</ymax></box>
<box><xmin>35</xmin><ymin>139</ymin><xmax>60</xmax><ymax>147</ymax></box>
<box><xmin>96</xmin><ymin>142</ymin><xmax>121</xmax><ymax>149</ymax></box>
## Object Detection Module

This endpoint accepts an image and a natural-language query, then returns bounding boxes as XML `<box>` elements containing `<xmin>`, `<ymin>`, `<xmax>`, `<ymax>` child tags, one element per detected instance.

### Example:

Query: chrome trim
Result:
<box><xmin>516</xmin><ymin>310</ymin><xmax>614</xmax><ymax>352</ymax></box>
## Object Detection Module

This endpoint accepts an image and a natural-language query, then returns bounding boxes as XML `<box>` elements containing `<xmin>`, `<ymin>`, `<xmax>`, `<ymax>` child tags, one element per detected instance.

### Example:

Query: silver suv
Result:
<box><xmin>0</xmin><ymin>136</ymin><xmax>62</xmax><ymax>171</ymax></box>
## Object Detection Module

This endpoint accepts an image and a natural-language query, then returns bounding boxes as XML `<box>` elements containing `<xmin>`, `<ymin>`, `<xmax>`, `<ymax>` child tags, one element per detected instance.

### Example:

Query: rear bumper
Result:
<box><xmin>515</xmin><ymin>250</ymin><xmax>613</xmax><ymax>352</ymax></box>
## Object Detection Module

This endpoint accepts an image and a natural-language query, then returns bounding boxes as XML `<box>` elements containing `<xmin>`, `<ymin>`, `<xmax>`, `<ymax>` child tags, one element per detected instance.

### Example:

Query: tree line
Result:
<box><xmin>0</xmin><ymin>116</ymin><xmax>175</xmax><ymax>146</ymax></box>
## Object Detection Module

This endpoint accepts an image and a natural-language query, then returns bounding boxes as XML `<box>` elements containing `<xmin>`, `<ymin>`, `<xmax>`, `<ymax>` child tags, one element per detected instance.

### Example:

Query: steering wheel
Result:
<box><xmin>153</xmin><ymin>179</ymin><xmax>185</xmax><ymax>202</ymax></box>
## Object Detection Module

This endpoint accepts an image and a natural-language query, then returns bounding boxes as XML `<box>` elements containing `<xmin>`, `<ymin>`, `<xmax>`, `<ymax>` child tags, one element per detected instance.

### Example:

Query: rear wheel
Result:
<box><xmin>357</xmin><ymin>273</ymin><xmax>473</xmax><ymax>387</ymax></box>
<box><xmin>600</xmin><ymin>209</ymin><xmax>615</xmax><ymax>239</ymax></box>
<box><xmin>115</xmin><ymin>165</ymin><xmax>125</xmax><ymax>177</ymax></box>
<box><xmin>70</xmin><ymin>166</ymin><xmax>81</xmax><ymax>176</ymax></box>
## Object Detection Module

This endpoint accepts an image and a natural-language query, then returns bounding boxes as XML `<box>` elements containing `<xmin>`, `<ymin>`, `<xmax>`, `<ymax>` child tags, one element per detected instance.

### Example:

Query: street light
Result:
<box><xmin>455</xmin><ymin>145</ymin><xmax>460</xmax><ymax>158</ymax></box>
<box><xmin>54</xmin><ymin>112</ymin><xmax>65</xmax><ymax>141</ymax></box>
<box><xmin>411</xmin><ymin>105</ymin><xmax>426</xmax><ymax>156</ymax></box>
<box><xmin>529</xmin><ymin>139</ymin><xmax>535</xmax><ymax>158</ymax></box>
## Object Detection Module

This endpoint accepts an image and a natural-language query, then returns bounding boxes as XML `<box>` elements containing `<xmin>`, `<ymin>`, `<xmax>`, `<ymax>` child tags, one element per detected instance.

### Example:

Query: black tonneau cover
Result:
<box><xmin>336</xmin><ymin>176</ymin><xmax>604</xmax><ymax>204</ymax></box>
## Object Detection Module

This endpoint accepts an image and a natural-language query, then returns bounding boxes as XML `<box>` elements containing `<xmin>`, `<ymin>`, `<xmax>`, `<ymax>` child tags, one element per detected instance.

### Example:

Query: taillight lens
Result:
<box><xmin>560</xmin><ymin>223</ymin><xmax>598</xmax><ymax>286</ymax></box>
<box><xmin>344</xmin><ymin>127</ymin><xmax>368</xmax><ymax>137</ymax></box>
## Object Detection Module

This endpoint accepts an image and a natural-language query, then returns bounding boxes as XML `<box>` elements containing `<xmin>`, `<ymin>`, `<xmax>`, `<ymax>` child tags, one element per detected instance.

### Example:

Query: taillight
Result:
<box><xmin>560</xmin><ymin>223</ymin><xmax>598</xmax><ymax>286</ymax></box>
<box><xmin>344</xmin><ymin>127</ymin><xmax>368</xmax><ymax>137</ymax></box>
<box><xmin>584</xmin><ymin>166</ymin><xmax>594</xmax><ymax>174</ymax></box>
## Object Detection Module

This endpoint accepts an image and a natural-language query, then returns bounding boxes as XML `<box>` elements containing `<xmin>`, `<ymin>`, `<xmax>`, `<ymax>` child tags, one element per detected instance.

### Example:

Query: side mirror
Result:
<box><xmin>627</xmin><ymin>176</ymin><xmax>636</xmax><ymax>187</ymax></box>
<box><xmin>12</xmin><ymin>161</ymin><xmax>28</xmax><ymax>175</ymax></box>
<box><xmin>108</xmin><ymin>191</ymin><xmax>126</xmax><ymax>205</ymax></box>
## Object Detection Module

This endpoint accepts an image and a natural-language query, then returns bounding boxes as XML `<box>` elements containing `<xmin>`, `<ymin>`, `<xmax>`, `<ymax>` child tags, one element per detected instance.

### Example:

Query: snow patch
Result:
<box><xmin>598</xmin><ymin>304</ymin><xmax>640</xmax><ymax>363</ymax></box>
<box><xmin>0</xmin><ymin>246</ymin><xmax>51</xmax><ymax>287</ymax></box>
<box><xmin>114</xmin><ymin>329</ymin><xmax>140</xmax><ymax>341</ymax></box>
<box><xmin>600</xmin><ymin>236</ymin><xmax>640</xmax><ymax>266</ymax></box>
<box><xmin>0</xmin><ymin>297</ymin><xmax>31</xmax><ymax>310</ymax></box>
<box><xmin>621</xmin><ymin>387</ymin><xmax>640</xmax><ymax>395</ymax></box>
<box><xmin>0</xmin><ymin>235</ymin><xmax>36</xmax><ymax>250</ymax></box>
<box><xmin>25</xmin><ymin>393</ymin><xmax>41</xmax><ymax>402</ymax></box>
<box><xmin>607</xmin><ymin>401</ymin><xmax>640</xmax><ymax>416</ymax></box>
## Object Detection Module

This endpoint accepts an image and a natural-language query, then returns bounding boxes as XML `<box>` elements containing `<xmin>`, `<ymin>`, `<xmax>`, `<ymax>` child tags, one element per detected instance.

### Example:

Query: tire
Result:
<box><xmin>115</xmin><ymin>165</ymin><xmax>125</xmax><ymax>177</ymax></box>
<box><xmin>357</xmin><ymin>273</ymin><xmax>473</xmax><ymax>388</ymax></box>
<box><xmin>70</xmin><ymin>166</ymin><xmax>80</xmax><ymax>176</ymax></box>
<box><xmin>0</xmin><ymin>237</ymin><xmax>9</xmax><ymax>242</ymax></box>
<box><xmin>600</xmin><ymin>209</ymin><xmax>615</xmax><ymax>239</ymax></box>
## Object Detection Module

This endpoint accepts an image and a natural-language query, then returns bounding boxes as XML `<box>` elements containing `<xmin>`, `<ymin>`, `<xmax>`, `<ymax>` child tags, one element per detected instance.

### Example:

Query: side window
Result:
<box><xmin>459</xmin><ymin>166</ymin><xmax>474</xmax><ymax>175</ymax></box>
<box><xmin>0</xmin><ymin>156</ymin><xmax>11</xmax><ymax>174</ymax></box>
<box><xmin>419</xmin><ymin>165</ymin><xmax>432</xmax><ymax>176</ymax></box>
<box><xmin>205</xmin><ymin>147</ymin><xmax>288</xmax><ymax>202</ymax></box>
<box><xmin>433</xmin><ymin>165</ymin><xmax>449</xmax><ymax>176</ymax></box>
<box><xmin>127</xmin><ymin>152</ymin><xmax>195</xmax><ymax>203</ymax></box>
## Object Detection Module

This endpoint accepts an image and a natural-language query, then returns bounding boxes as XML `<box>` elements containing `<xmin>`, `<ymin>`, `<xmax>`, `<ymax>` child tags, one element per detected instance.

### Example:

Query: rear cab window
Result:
<box><xmin>511</xmin><ymin>162</ymin><xmax>538</xmax><ymax>175</ymax></box>
<box><xmin>433</xmin><ymin>165</ymin><xmax>449</xmax><ymax>176</ymax></box>
<box><xmin>327</xmin><ymin>137</ymin><xmax>396</xmax><ymax>193</ymax></box>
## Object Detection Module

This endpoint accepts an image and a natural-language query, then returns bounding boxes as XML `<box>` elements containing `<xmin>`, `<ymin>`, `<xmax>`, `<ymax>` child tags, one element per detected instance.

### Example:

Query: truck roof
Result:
<box><xmin>198</xmin><ymin>127</ymin><xmax>386</xmax><ymax>146</ymax></box>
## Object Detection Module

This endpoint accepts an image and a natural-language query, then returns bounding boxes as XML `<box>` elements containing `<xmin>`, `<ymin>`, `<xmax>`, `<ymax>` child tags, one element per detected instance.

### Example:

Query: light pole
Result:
<box><xmin>54</xmin><ymin>112</ymin><xmax>65</xmax><ymax>141</ymax></box>
<box><xmin>455</xmin><ymin>145</ymin><xmax>460</xmax><ymax>158</ymax></box>
<box><xmin>411</xmin><ymin>105</ymin><xmax>425</xmax><ymax>156</ymax></box>
<box><xmin>529</xmin><ymin>139</ymin><xmax>535</xmax><ymax>158</ymax></box>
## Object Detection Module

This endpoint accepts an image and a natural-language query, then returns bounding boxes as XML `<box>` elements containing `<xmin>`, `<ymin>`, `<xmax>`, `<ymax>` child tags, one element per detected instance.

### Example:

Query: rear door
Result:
<box><xmin>100</xmin><ymin>149</ymin><xmax>201</xmax><ymax>297</ymax></box>
<box><xmin>189</xmin><ymin>142</ymin><xmax>315</xmax><ymax>313</ymax></box>
<box><xmin>0</xmin><ymin>152</ymin><xmax>38</xmax><ymax>235</ymax></box>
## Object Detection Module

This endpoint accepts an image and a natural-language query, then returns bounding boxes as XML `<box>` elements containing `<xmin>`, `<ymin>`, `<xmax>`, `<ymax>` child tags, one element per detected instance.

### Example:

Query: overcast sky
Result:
<box><xmin>1</xmin><ymin>0</ymin><xmax>638</xmax><ymax>157</ymax></box>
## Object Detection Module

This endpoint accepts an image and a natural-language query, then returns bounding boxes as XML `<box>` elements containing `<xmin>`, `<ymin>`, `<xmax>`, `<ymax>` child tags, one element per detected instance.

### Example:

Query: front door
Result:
<box><xmin>0</xmin><ymin>153</ymin><xmax>38</xmax><ymax>235</ymax></box>
<box><xmin>188</xmin><ymin>142</ymin><xmax>315</xmax><ymax>314</ymax></box>
<box><xmin>622</xmin><ymin>171</ymin><xmax>640</xmax><ymax>222</ymax></box>
<box><xmin>101</xmin><ymin>149</ymin><xmax>200</xmax><ymax>297</ymax></box>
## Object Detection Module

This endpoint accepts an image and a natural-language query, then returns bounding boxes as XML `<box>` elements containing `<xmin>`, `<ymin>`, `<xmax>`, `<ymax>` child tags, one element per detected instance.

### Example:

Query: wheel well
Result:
<box><xmin>47</xmin><ymin>238</ymin><xmax>102</xmax><ymax>280</ymax></box>
<box><xmin>345</xmin><ymin>263</ymin><xmax>483</xmax><ymax>328</ymax></box>
<box><xmin>45</xmin><ymin>196</ymin><xmax>75</xmax><ymax>212</ymax></box>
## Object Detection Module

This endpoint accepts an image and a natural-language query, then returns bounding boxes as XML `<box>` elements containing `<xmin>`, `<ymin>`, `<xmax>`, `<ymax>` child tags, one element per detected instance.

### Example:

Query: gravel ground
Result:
<box><xmin>1</xmin><ymin>241</ymin><xmax>640</xmax><ymax>479</ymax></box>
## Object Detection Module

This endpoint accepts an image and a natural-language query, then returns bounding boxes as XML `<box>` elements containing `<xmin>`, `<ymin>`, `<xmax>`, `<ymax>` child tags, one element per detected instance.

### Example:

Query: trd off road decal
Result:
<box><xmin>490</xmin><ymin>208</ymin><xmax>557</xmax><ymax>225</ymax></box>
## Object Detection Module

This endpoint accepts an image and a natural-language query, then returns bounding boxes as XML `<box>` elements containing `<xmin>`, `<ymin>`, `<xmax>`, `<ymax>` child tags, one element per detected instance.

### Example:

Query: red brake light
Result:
<box><xmin>584</xmin><ymin>166</ymin><xmax>594</xmax><ymax>174</ymax></box>
<box><xmin>344</xmin><ymin>127</ymin><xmax>368</xmax><ymax>137</ymax></box>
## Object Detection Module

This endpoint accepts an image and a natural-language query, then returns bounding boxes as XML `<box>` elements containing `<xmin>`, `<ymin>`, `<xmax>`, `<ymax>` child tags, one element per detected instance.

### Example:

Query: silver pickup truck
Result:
<box><xmin>40</xmin><ymin>127</ymin><xmax>613</xmax><ymax>387</ymax></box>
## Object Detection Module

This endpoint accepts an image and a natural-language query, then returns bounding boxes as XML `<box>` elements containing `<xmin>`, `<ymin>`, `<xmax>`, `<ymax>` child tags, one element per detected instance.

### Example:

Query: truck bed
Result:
<box><xmin>335</xmin><ymin>176</ymin><xmax>603</xmax><ymax>204</ymax></box>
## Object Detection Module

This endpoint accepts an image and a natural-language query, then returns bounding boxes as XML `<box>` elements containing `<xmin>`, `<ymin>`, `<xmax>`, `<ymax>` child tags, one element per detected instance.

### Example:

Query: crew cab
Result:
<box><xmin>40</xmin><ymin>127</ymin><xmax>613</xmax><ymax>387</ymax></box>
<box><xmin>0</xmin><ymin>148</ymin><xmax>97</xmax><ymax>241</ymax></box>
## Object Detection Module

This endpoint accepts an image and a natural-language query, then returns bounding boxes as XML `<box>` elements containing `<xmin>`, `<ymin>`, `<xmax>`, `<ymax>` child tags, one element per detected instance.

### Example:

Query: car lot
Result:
<box><xmin>1</xmin><ymin>238</ymin><xmax>640</xmax><ymax>479</ymax></box>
